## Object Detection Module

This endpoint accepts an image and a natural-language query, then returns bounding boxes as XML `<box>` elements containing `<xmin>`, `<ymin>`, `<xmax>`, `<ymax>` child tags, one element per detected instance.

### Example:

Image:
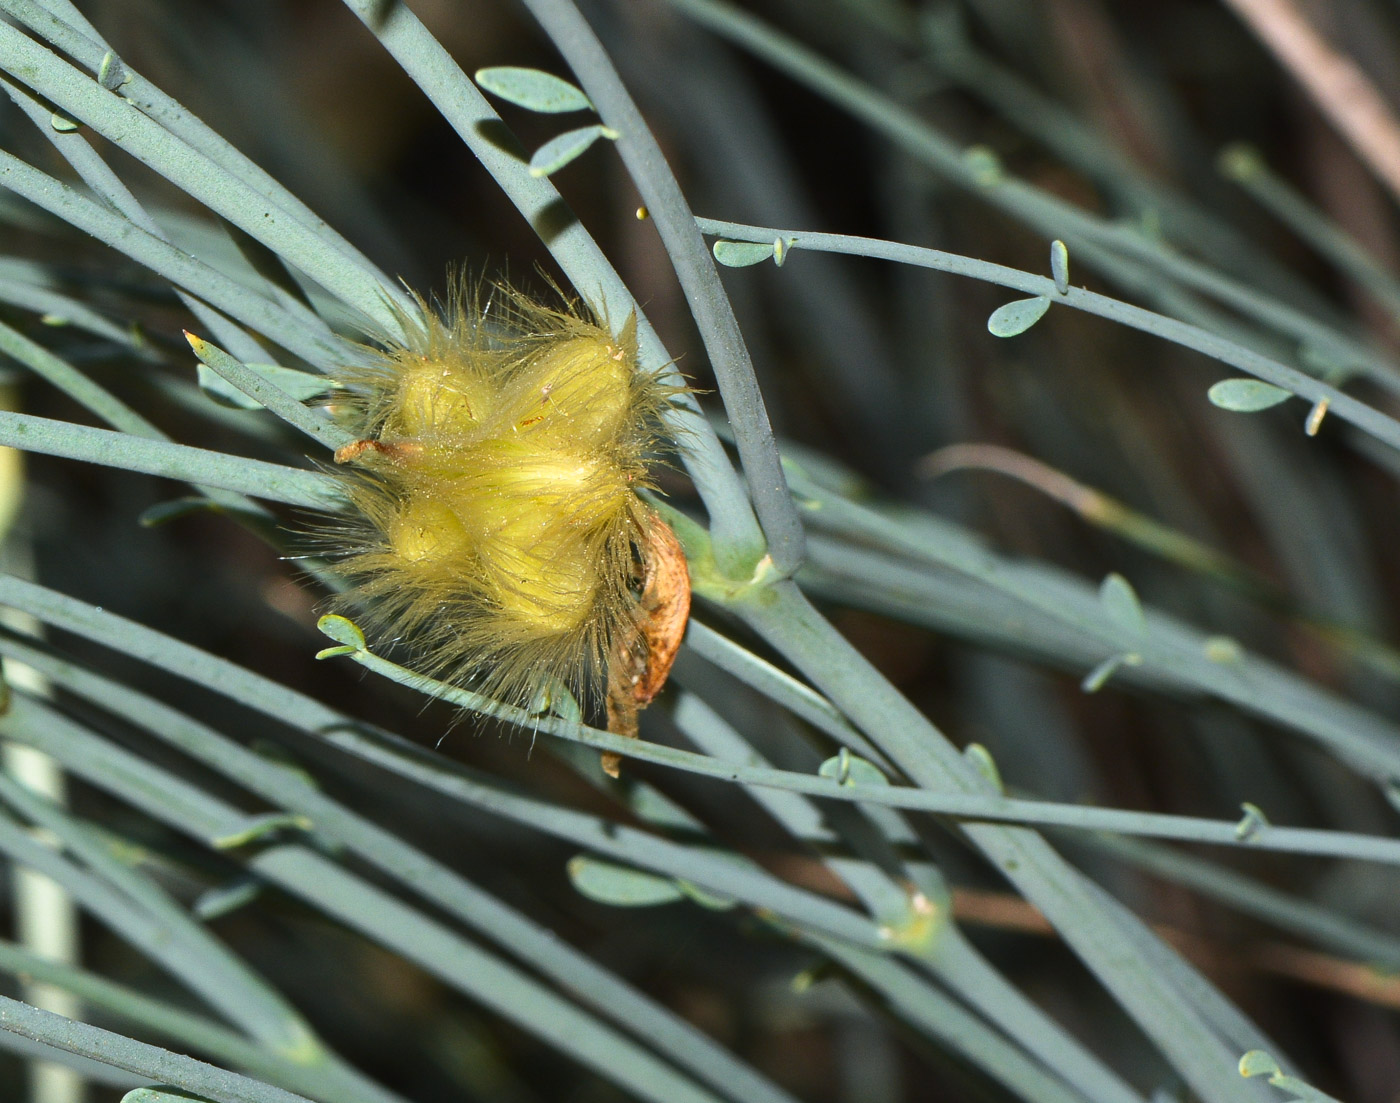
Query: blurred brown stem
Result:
<box><xmin>1221</xmin><ymin>0</ymin><xmax>1400</xmax><ymax>206</ymax></box>
<box><xmin>952</xmin><ymin>887</ymin><xmax>1400</xmax><ymax>1010</ymax></box>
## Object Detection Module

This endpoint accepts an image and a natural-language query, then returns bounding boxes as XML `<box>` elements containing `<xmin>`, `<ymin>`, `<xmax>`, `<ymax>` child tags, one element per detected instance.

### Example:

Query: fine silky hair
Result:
<box><xmin>325</xmin><ymin>279</ymin><xmax>684</xmax><ymax>719</ymax></box>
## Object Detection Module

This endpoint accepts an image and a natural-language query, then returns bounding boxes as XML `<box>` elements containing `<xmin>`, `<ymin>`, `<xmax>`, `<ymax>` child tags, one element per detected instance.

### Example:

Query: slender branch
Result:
<box><xmin>514</xmin><ymin>0</ymin><xmax>804</xmax><ymax>574</ymax></box>
<box><xmin>665</xmin><ymin>0</ymin><xmax>1400</xmax><ymax>395</ymax></box>
<box><xmin>334</xmin><ymin>633</ymin><xmax>1400</xmax><ymax>864</ymax></box>
<box><xmin>0</xmin><ymin>0</ymin><xmax>412</xmax><ymax>328</ymax></box>
<box><xmin>0</xmin><ymin>150</ymin><xmax>348</xmax><ymax>367</ymax></box>
<box><xmin>0</xmin><ymin>635</ymin><xmax>802</xmax><ymax>1103</ymax></box>
<box><xmin>0</xmin><ymin>18</ymin><xmax>396</xmax><ymax>335</ymax></box>
<box><xmin>0</xmin><ymin>412</ymin><xmax>342</xmax><ymax>511</ymax></box>
<box><xmin>739</xmin><ymin>582</ymin><xmax>1258</xmax><ymax>1103</ymax></box>
<box><xmin>0</xmin><ymin>696</ymin><xmax>745</xmax><ymax>1103</ymax></box>
<box><xmin>0</xmin><ymin>995</ymin><xmax>315</xmax><ymax>1103</ymax></box>
<box><xmin>333</xmin><ymin>0</ymin><xmax>763</xmax><ymax>570</ymax></box>
<box><xmin>697</xmin><ymin>218</ymin><xmax>1400</xmax><ymax>454</ymax></box>
<box><xmin>0</xmin><ymin>939</ymin><xmax>396</xmax><ymax>1103</ymax></box>
<box><xmin>0</xmin><ymin>70</ymin><xmax>275</xmax><ymax>367</ymax></box>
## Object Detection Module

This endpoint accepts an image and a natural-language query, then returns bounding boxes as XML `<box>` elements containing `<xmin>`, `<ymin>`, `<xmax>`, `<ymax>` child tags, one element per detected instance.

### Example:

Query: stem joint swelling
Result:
<box><xmin>656</xmin><ymin>504</ymin><xmax>783</xmax><ymax>605</ymax></box>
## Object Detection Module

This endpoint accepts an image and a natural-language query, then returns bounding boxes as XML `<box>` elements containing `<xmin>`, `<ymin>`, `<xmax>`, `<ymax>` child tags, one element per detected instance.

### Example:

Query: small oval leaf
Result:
<box><xmin>317</xmin><ymin>614</ymin><xmax>366</xmax><ymax>650</ymax></box>
<box><xmin>987</xmin><ymin>295</ymin><xmax>1051</xmax><ymax>337</ymax></box>
<box><xmin>818</xmin><ymin>749</ymin><xmax>889</xmax><ymax>787</ymax></box>
<box><xmin>1238</xmin><ymin>1050</ymin><xmax>1281</xmax><ymax>1080</ymax></box>
<box><xmin>1204</xmin><ymin>635</ymin><xmax>1243</xmax><ymax>663</ymax></box>
<box><xmin>1099</xmin><ymin>572</ymin><xmax>1146</xmax><ymax>636</ymax></box>
<box><xmin>528</xmin><ymin>124</ymin><xmax>611</xmax><ymax>177</ymax></box>
<box><xmin>568</xmin><ymin>856</ymin><xmax>684</xmax><ymax>906</ymax></box>
<box><xmin>963</xmin><ymin>743</ymin><xmax>1004</xmax><ymax>793</ymax></box>
<box><xmin>1207</xmin><ymin>379</ymin><xmax>1292</xmax><ymax>412</ymax></box>
<box><xmin>474</xmin><ymin>66</ymin><xmax>592</xmax><ymax>113</ymax></box>
<box><xmin>1235</xmin><ymin>802</ymin><xmax>1270</xmax><ymax>841</ymax></box>
<box><xmin>98</xmin><ymin>51</ymin><xmax>129</xmax><ymax>91</ymax></box>
<box><xmin>139</xmin><ymin>497</ymin><xmax>220</xmax><ymax>528</ymax></box>
<box><xmin>528</xmin><ymin>677</ymin><xmax>582</xmax><ymax>723</ymax></box>
<box><xmin>1050</xmin><ymin>239</ymin><xmax>1070</xmax><ymax>294</ymax></box>
<box><xmin>192</xmin><ymin>876</ymin><xmax>263</xmax><ymax>921</ymax></box>
<box><xmin>713</xmin><ymin>240</ymin><xmax>776</xmax><ymax>267</ymax></box>
<box><xmin>210</xmin><ymin>812</ymin><xmax>312</xmax><ymax>851</ymax></box>
<box><xmin>1082</xmin><ymin>654</ymin><xmax>1127</xmax><ymax>694</ymax></box>
<box><xmin>676</xmin><ymin>879</ymin><xmax>737</xmax><ymax>910</ymax></box>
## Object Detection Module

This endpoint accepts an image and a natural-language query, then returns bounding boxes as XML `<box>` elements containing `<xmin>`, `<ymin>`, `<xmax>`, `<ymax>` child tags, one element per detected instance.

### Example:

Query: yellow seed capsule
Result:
<box><xmin>388</xmin><ymin>359</ymin><xmax>490</xmax><ymax>439</ymax></box>
<box><xmin>509</xmin><ymin>332</ymin><xmax>634</xmax><ymax>446</ymax></box>
<box><xmin>490</xmin><ymin>535</ymin><xmax>600</xmax><ymax>635</ymax></box>
<box><xmin>386</xmin><ymin>498</ymin><xmax>471</xmax><ymax>565</ymax></box>
<box><xmin>326</xmin><ymin>279</ymin><xmax>685</xmax><ymax>714</ymax></box>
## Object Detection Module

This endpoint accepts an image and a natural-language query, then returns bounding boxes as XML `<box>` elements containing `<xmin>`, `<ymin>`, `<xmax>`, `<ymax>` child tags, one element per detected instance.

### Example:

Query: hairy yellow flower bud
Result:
<box><xmin>324</xmin><ymin>280</ymin><xmax>689</xmax><ymax>727</ymax></box>
<box><xmin>510</xmin><ymin>328</ymin><xmax>635</xmax><ymax>447</ymax></box>
<box><xmin>388</xmin><ymin>359</ymin><xmax>489</xmax><ymax>439</ymax></box>
<box><xmin>386</xmin><ymin>498</ymin><xmax>470</xmax><ymax>565</ymax></box>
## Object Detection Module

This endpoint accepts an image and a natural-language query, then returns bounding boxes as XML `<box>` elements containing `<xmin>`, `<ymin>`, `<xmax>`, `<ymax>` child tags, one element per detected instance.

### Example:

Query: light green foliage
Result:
<box><xmin>0</xmin><ymin>2</ymin><xmax>1390</xmax><ymax>1103</ymax></box>
<box><xmin>713</xmin><ymin>239</ymin><xmax>778</xmax><ymax>267</ymax></box>
<box><xmin>987</xmin><ymin>294</ymin><xmax>1051</xmax><ymax>337</ymax></box>
<box><xmin>1208</xmin><ymin>378</ymin><xmax>1293</xmax><ymax>412</ymax></box>
<box><xmin>526</xmin><ymin>123</ymin><xmax>619</xmax><ymax>177</ymax></box>
<box><xmin>474</xmin><ymin>66</ymin><xmax>593</xmax><ymax>114</ymax></box>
